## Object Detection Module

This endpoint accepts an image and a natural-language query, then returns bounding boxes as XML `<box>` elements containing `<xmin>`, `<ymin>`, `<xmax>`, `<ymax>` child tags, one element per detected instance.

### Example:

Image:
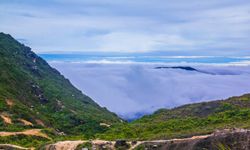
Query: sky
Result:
<box><xmin>0</xmin><ymin>0</ymin><xmax>250</xmax><ymax>55</ymax></box>
<box><xmin>1</xmin><ymin>0</ymin><xmax>250</xmax><ymax>120</ymax></box>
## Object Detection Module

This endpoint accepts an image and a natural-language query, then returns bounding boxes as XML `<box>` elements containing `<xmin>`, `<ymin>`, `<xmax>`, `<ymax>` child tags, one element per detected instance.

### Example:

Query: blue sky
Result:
<box><xmin>0</xmin><ymin>0</ymin><xmax>250</xmax><ymax>55</ymax></box>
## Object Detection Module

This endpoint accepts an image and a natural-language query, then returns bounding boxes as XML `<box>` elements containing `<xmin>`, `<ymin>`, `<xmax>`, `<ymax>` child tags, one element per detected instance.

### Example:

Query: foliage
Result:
<box><xmin>99</xmin><ymin>94</ymin><xmax>250</xmax><ymax>140</ymax></box>
<box><xmin>0</xmin><ymin>135</ymin><xmax>49</xmax><ymax>148</ymax></box>
<box><xmin>1</xmin><ymin>32</ymin><xmax>250</xmax><ymax>148</ymax></box>
<box><xmin>0</xmin><ymin>32</ymin><xmax>121</xmax><ymax>148</ymax></box>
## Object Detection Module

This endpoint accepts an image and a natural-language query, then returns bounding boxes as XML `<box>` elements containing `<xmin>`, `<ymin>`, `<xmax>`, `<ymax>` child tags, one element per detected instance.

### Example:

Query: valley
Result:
<box><xmin>1</xmin><ymin>33</ymin><xmax>250</xmax><ymax>149</ymax></box>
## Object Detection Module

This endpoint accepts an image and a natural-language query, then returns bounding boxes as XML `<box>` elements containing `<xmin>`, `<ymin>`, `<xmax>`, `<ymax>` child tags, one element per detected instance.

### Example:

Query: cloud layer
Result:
<box><xmin>49</xmin><ymin>62</ymin><xmax>250</xmax><ymax>119</ymax></box>
<box><xmin>0</xmin><ymin>0</ymin><xmax>250</xmax><ymax>55</ymax></box>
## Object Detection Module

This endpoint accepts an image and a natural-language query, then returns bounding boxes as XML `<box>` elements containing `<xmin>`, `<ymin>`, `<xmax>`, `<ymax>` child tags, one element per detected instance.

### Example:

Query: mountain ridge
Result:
<box><xmin>1</xmin><ymin>33</ymin><xmax>250</xmax><ymax>149</ymax></box>
<box><xmin>0</xmin><ymin>32</ymin><xmax>121</xmax><ymax>138</ymax></box>
<box><xmin>99</xmin><ymin>93</ymin><xmax>250</xmax><ymax>140</ymax></box>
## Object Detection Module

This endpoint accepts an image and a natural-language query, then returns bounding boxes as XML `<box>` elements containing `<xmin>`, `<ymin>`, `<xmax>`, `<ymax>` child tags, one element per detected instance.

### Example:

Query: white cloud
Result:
<box><xmin>0</xmin><ymin>0</ymin><xmax>249</xmax><ymax>55</ymax></box>
<box><xmin>49</xmin><ymin>62</ymin><xmax>250</xmax><ymax>119</ymax></box>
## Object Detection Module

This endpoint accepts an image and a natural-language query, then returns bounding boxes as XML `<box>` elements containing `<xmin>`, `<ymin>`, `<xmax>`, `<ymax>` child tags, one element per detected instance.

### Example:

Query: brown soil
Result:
<box><xmin>0</xmin><ymin>114</ymin><xmax>12</xmax><ymax>124</ymax></box>
<box><xmin>0</xmin><ymin>129</ymin><xmax>50</xmax><ymax>139</ymax></box>
<box><xmin>5</xmin><ymin>99</ymin><xmax>14</xmax><ymax>107</ymax></box>
<box><xmin>0</xmin><ymin>144</ymin><xmax>30</xmax><ymax>150</ymax></box>
<box><xmin>44</xmin><ymin>128</ymin><xmax>250</xmax><ymax>150</ymax></box>
<box><xmin>18</xmin><ymin>119</ymin><xmax>34</xmax><ymax>126</ymax></box>
<box><xmin>45</xmin><ymin>141</ymin><xmax>84</xmax><ymax>150</ymax></box>
<box><xmin>35</xmin><ymin>119</ymin><xmax>45</xmax><ymax>127</ymax></box>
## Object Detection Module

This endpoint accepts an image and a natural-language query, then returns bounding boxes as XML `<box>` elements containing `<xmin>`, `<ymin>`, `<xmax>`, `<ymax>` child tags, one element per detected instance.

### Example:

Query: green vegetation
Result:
<box><xmin>99</xmin><ymin>94</ymin><xmax>250</xmax><ymax>140</ymax></box>
<box><xmin>0</xmin><ymin>32</ymin><xmax>121</xmax><ymax>147</ymax></box>
<box><xmin>1</xmin><ymin>32</ymin><xmax>250</xmax><ymax>149</ymax></box>
<box><xmin>0</xmin><ymin>135</ymin><xmax>49</xmax><ymax>148</ymax></box>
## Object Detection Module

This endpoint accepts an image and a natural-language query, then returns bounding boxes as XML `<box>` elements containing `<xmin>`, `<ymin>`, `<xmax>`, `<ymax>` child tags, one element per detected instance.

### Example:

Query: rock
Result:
<box><xmin>115</xmin><ymin>140</ymin><xmax>130</xmax><ymax>149</ymax></box>
<box><xmin>136</xmin><ymin>129</ymin><xmax>250</xmax><ymax>150</ymax></box>
<box><xmin>153</xmin><ymin>144</ymin><xmax>158</xmax><ymax>148</ymax></box>
<box><xmin>31</xmin><ymin>84</ymin><xmax>49</xmax><ymax>103</ymax></box>
<box><xmin>131</xmin><ymin>141</ymin><xmax>137</xmax><ymax>145</ymax></box>
<box><xmin>100</xmin><ymin>123</ymin><xmax>111</xmax><ymax>127</ymax></box>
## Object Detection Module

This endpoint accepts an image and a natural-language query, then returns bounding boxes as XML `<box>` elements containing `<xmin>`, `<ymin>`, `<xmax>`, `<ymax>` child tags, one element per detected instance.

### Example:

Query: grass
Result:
<box><xmin>1</xmin><ymin>32</ymin><xmax>250</xmax><ymax>148</ymax></box>
<box><xmin>0</xmin><ymin>32</ymin><xmax>121</xmax><ymax>138</ymax></box>
<box><xmin>98</xmin><ymin>94</ymin><xmax>250</xmax><ymax>140</ymax></box>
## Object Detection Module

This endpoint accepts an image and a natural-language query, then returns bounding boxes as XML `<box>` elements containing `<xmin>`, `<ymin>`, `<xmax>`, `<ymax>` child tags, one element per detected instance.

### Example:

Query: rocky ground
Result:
<box><xmin>136</xmin><ymin>128</ymin><xmax>250</xmax><ymax>150</ymax></box>
<box><xmin>44</xmin><ymin>128</ymin><xmax>250</xmax><ymax>150</ymax></box>
<box><xmin>1</xmin><ymin>128</ymin><xmax>249</xmax><ymax>150</ymax></box>
<box><xmin>45</xmin><ymin>141</ymin><xmax>84</xmax><ymax>150</ymax></box>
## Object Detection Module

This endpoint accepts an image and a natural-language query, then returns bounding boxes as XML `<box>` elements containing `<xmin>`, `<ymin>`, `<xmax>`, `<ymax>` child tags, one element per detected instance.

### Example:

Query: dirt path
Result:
<box><xmin>0</xmin><ymin>129</ymin><xmax>50</xmax><ymax>139</ymax></box>
<box><xmin>45</xmin><ymin>141</ymin><xmax>85</xmax><ymax>150</ymax></box>
<box><xmin>129</xmin><ymin>141</ymin><xmax>143</xmax><ymax>150</ymax></box>
<box><xmin>35</xmin><ymin>119</ymin><xmax>45</xmax><ymax>127</ymax></box>
<box><xmin>0</xmin><ymin>114</ymin><xmax>12</xmax><ymax>124</ymax></box>
<box><xmin>131</xmin><ymin>129</ymin><xmax>250</xmax><ymax>149</ymax></box>
<box><xmin>0</xmin><ymin>144</ymin><xmax>30</xmax><ymax>150</ymax></box>
<box><xmin>148</xmin><ymin>133</ymin><xmax>212</xmax><ymax>143</ymax></box>
<box><xmin>127</xmin><ymin>134</ymin><xmax>212</xmax><ymax>150</ymax></box>
<box><xmin>5</xmin><ymin>99</ymin><xmax>14</xmax><ymax>107</ymax></box>
<box><xmin>43</xmin><ymin>128</ymin><xmax>250</xmax><ymax>150</ymax></box>
<box><xmin>44</xmin><ymin>134</ymin><xmax>214</xmax><ymax>150</ymax></box>
<box><xmin>18</xmin><ymin>119</ymin><xmax>34</xmax><ymax>126</ymax></box>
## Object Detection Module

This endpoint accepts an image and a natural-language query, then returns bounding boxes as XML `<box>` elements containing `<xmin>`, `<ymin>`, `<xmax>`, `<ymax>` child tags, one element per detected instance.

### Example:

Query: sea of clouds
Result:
<box><xmin>49</xmin><ymin>62</ymin><xmax>250</xmax><ymax>120</ymax></box>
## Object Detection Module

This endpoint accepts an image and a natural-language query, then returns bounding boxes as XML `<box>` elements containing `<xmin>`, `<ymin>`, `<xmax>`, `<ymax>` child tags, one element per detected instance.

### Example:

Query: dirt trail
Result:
<box><xmin>149</xmin><ymin>133</ymin><xmax>212</xmax><ymax>143</ymax></box>
<box><xmin>45</xmin><ymin>141</ymin><xmax>84</xmax><ymax>150</ymax></box>
<box><xmin>44</xmin><ymin>128</ymin><xmax>250</xmax><ymax>150</ymax></box>
<box><xmin>18</xmin><ymin>119</ymin><xmax>34</xmax><ymax>126</ymax></box>
<box><xmin>0</xmin><ymin>129</ymin><xmax>50</xmax><ymax>139</ymax></box>
<box><xmin>127</xmin><ymin>134</ymin><xmax>212</xmax><ymax>150</ymax></box>
<box><xmin>45</xmin><ymin>135</ymin><xmax>213</xmax><ymax>150</ymax></box>
<box><xmin>0</xmin><ymin>144</ymin><xmax>30</xmax><ymax>150</ymax></box>
<box><xmin>35</xmin><ymin>119</ymin><xmax>45</xmax><ymax>127</ymax></box>
<box><xmin>0</xmin><ymin>144</ymin><xmax>33</xmax><ymax>150</ymax></box>
<box><xmin>132</xmin><ymin>129</ymin><xmax>250</xmax><ymax>149</ymax></box>
<box><xmin>5</xmin><ymin>99</ymin><xmax>14</xmax><ymax>107</ymax></box>
<box><xmin>0</xmin><ymin>114</ymin><xmax>12</xmax><ymax>124</ymax></box>
<box><xmin>92</xmin><ymin>139</ymin><xmax>114</xmax><ymax>145</ymax></box>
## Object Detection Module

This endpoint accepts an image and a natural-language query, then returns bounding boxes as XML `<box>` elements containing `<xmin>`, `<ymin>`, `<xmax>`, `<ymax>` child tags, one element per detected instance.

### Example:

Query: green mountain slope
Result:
<box><xmin>0</xmin><ymin>33</ymin><xmax>120</xmax><ymax>137</ymax></box>
<box><xmin>100</xmin><ymin>94</ymin><xmax>250</xmax><ymax>140</ymax></box>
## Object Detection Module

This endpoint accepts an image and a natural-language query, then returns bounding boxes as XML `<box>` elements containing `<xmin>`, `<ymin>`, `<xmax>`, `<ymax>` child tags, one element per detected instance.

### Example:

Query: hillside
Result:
<box><xmin>99</xmin><ymin>94</ymin><xmax>250</xmax><ymax>140</ymax></box>
<box><xmin>1</xmin><ymin>32</ymin><xmax>250</xmax><ymax>149</ymax></box>
<box><xmin>0</xmin><ymin>33</ymin><xmax>121</xmax><ymax>146</ymax></box>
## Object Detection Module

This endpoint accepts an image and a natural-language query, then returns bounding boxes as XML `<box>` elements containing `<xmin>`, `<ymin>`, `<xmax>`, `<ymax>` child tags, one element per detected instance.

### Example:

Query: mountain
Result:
<box><xmin>155</xmin><ymin>66</ymin><xmax>198</xmax><ymax>71</ymax></box>
<box><xmin>154</xmin><ymin>66</ymin><xmax>214</xmax><ymax>75</ymax></box>
<box><xmin>1</xmin><ymin>32</ymin><xmax>250</xmax><ymax>149</ymax></box>
<box><xmin>99</xmin><ymin>93</ymin><xmax>250</xmax><ymax>140</ymax></box>
<box><xmin>0</xmin><ymin>33</ymin><xmax>121</xmax><ymax>140</ymax></box>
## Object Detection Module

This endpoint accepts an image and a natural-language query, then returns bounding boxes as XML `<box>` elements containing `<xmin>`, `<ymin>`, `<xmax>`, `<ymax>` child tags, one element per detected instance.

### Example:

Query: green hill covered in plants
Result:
<box><xmin>0</xmin><ymin>32</ymin><xmax>121</xmax><ymax>139</ymax></box>
<box><xmin>1</xmin><ymin>32</ymin><xmax>250</xmax><ymax>149</ymax></box>
<box><xmin>99</xmin><ymin>94</ymin><xmax>250</xmax><ymax>140</ymax></box>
